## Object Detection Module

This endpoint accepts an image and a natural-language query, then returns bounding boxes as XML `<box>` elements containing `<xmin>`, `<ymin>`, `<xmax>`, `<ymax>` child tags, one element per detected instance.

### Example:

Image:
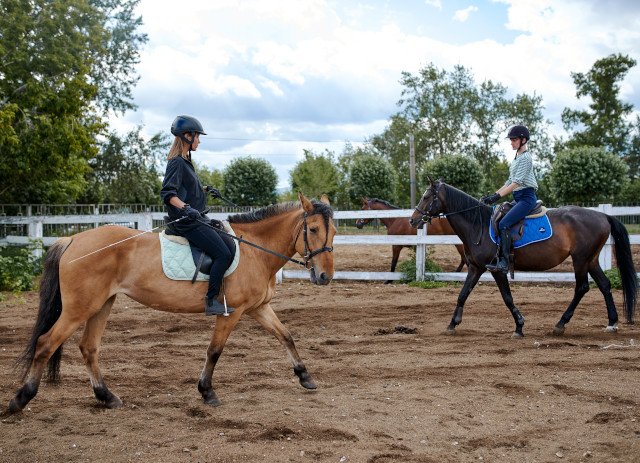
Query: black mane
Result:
<box><xmin>441</xmin><ymin>183</ymin><xmax>492</xmax><ymax>220</ymax></box>
<box><xmin>369</xmin><ymin>198</ymin><xmax>400</xmax><ymax>209</ymax></box>
<box><xmin>228</xmin><ymin>200</ymin><xmax>333</xmax><ymax>224</ymax></box>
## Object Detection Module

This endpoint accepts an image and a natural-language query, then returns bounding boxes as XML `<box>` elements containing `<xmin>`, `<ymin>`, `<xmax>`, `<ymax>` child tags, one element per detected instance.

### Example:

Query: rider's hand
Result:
<box><xmin>204</xmin><ymin>186</ymin><xmax>221</xmax><ymax>199</ymax></box>
<box><xmin>181</xmin><ymin>204</ymin><xmax>201</xmax><ymax>220</ymax></box>
<box><xmin>480</xmin><ymin>193</ymin><xmax>501</xmax><ymax>205</ymax></box>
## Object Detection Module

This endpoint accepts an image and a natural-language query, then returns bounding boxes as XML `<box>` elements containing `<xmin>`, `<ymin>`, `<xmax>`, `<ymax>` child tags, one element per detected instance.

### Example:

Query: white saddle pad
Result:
<box><xmin>159</xmin><ymin>221</ymin><xmax>240</xmax><ymax>281</ymax></box>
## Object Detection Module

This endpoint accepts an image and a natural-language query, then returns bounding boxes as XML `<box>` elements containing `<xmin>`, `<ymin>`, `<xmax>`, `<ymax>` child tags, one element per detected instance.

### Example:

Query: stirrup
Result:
<box><xmin>486</xmin><ymin>258</ymin><xmax>508</xmax><ymax>273</ymax></box>
<box><xmin>205</xmin><ymin>296</ymin><xmax>234</xmax><ymax>316</ymax></box>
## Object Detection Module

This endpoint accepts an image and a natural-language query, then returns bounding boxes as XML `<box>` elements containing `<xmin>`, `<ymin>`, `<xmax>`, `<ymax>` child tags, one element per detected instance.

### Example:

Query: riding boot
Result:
<box><xmin>204</xmin><ymin>296</ymin><xmax>234</xmax><ymax>316</ymax></box>
<box><xmin>486</xmin><ymin>229</ymin><xmax>511</xmax><ymax>273</ymax></box>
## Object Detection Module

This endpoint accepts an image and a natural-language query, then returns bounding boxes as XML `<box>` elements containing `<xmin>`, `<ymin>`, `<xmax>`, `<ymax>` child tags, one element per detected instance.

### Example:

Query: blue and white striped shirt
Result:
<box><xmin>505</xmin><ymin>150</ymin><xmax>538</xmax><ymax>191</ymax></box>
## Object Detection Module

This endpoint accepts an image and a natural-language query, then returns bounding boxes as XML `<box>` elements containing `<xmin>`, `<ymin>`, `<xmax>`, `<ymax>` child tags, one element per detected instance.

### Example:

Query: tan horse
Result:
<box><xmin>6</xmin><ymin>193</ymin><xmax>336</xmax><ymax>413</ymax></box>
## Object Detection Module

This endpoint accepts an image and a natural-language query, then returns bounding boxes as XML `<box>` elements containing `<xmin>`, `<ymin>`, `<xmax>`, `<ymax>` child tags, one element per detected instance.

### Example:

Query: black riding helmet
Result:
<box><xmin>171</xmin><ymin>115</ymin><xmax>206</xmax><ymax>153</ymax></box>
<box><xmin>507</xmin><ymin>125</ymin><xmax>530</xmax><ymax>141</ymax></box>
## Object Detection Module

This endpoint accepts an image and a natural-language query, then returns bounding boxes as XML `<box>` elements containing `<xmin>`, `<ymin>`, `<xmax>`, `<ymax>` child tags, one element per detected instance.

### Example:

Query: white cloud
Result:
<box><xmin>453</xmin><ymin>6</ymin><xmax>479</xmax><ymax>22</ymax></box>
<box><xmin>119</xmin><ymin>0</ymin><xmax>640</xmax><ymax>188</ymax></box>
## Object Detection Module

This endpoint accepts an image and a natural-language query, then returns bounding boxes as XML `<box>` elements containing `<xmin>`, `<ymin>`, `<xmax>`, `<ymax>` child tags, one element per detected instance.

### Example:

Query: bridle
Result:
<box><xmin>413</xmin><ymin>182</ymin><xmax>485</xmax><ymax>245</ymax></box>
<box><xmin>293</xmin><ymin>211</ymin><xmax>334</xmax><ymax>269</ymax></box>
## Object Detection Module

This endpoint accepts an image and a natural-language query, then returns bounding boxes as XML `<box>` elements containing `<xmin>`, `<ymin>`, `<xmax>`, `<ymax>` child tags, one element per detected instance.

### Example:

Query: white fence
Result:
<box><xmin>1</xmin><ymin>206</ymin><xmax>639</xmax><ymax>283</ymax></box>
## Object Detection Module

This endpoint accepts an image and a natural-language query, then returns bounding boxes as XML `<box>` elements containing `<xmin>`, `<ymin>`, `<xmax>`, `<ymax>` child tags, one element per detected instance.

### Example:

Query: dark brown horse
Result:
<box><xmin>6</xmin><ymin>193</ymin><xmax>336</xmax><ymax>414</ymax></box>
<box><xmin>409</xmin><ymin>180</ymin><xmax>637</xmax><ymax>337</ymax></box>
<box><xmin>355</xmin><ymin>197</ymin><xmax>467</xmax><ymax>273</ymax></box>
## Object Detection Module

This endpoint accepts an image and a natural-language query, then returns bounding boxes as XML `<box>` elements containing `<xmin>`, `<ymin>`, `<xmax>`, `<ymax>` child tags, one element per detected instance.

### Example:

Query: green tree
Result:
<box><xmin>348</xmin><ymin>155</ymin><xmax>397</xmax><ymax>203</ymax></box>
<box><xmin>290</xmin><ymin>150</ymin><xmax>341</xmax><ymax>202</ymax></box>
<box><xmin>0</xmin><ymin>0</ymin><xmax>147</xmax><ymax>203</ymax></box>
<box><xmin>223</xmin><ymin>157</ymin><xmax>278</xmax><ymax>206</ymax></box>
<box><xmin>421</xmin><ymin>154</ymin><xmax>484</xmax><ymax>198</ymax></box>
<box><xmin>80</xmin><ymin>127</ymin><xmax>167</xmax><ymax>204</ymax></box>
<box><xmin>561</xmin><ymin>54</ymin><xmax>636</xmax><ymax>155</ymax></box>
<box><xmin>548</xmin><ymin>146</ymin><xmax>629</xmax><ymax>204</ymax></box>
<box><xmin>373</xmin><ymin>63</ymin><xmax>551</xmax><ymax>205</ymax></box>
<box><xmin>194</xmin><ymin>162</ymin><xmax>225</xmax><ymax>206</ymax></box>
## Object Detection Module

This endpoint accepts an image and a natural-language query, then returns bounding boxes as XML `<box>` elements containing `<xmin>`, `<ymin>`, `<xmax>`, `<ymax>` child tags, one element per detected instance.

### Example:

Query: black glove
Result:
<box><xmin>204</xmin><ymin>186</ymin><xmax>221</xmax><ymax>199</ymax></box>
<box><xmin>181</xmin><ymin>204</ymin><xmax>201</xmax><ymax>220</ymax></box>
<box><xmin>210</xmin><ymin>218</ymin><xmax>223</xmax><ymax>229</ymax></box>
<box><xmin>480</xmin><ymin>193</ymin><xmax>501</xmax><ymax>205</ymax></box>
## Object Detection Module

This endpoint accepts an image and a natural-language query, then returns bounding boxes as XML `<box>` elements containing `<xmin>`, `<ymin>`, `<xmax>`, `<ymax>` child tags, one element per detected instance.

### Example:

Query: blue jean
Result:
<box><xmin>183</xmin><ymin>224</ymin><xmax>233</xmax><ymax>299</ymax></box>
<box><xmin>499</xmin><ymin>188</ymin><xmax>538</xmax><ymax>230</ymax></box>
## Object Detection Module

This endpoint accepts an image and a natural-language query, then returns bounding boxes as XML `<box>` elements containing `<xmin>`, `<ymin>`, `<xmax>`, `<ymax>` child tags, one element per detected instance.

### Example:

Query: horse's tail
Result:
<box><xmin>606</xmin><ymin>215</ymin><xmax>637</xmax><ymax>324</ymax></box>
<box><xmin>17</xmin><ymin>237</ymin><xmax>73</xmax><ymax>383</ymax></box>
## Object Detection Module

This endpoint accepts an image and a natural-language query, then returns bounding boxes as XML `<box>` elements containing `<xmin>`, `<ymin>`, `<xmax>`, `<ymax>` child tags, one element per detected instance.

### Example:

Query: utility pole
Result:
<box><xmin>409</xmin><ymin>134</ymin><xmax>416</xmax><ymax>208</ymax></box>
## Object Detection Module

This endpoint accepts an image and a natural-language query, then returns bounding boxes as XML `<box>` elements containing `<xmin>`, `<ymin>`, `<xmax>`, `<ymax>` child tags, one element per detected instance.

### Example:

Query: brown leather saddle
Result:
<box><xmin>490</xmin><ymin>200</ymin><xmax>546</xmax><ymax>241</ymax></box>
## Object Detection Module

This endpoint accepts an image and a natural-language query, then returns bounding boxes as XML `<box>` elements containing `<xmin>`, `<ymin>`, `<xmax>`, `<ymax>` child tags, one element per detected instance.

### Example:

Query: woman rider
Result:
<box><xmin>480</xmin><ymin>125</ymin><xmax>538</xmax><ymax>273</ymax></box>
<box><xmin>160</xmin><ymin>115</ymin><xmax>234</xmax><ymax>315</ymax></box>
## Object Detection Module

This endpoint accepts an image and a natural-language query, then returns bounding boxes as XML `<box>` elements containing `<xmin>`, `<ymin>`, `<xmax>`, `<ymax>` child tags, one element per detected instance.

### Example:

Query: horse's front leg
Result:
<box><xmin>491</xmin><ymin>271</ymin><xmax>526</xmax><ymax>338</ymax></box>
<box><xmin>250</xmin><ymin>303</ymin><xmax>316</xmax><ymax>389</ymax></box>
<box><xmin>446</xmin><ymin>264</ymin><xmax>484</xmax><ymax>334</ymax></box>
<box><xmin>198</xmin><ymin>311</ymin><xmax>242</xmax><ymax>406</ymax></box>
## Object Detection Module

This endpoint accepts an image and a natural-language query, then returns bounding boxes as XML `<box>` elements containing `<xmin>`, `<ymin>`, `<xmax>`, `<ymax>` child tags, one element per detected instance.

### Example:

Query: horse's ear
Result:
<box><xmin>298</xmin><ymin>191</ymin><xmax>314</xmax><ymax>213</ymax></box>
<box><xmin>320</xmin><ymin>194</ymin><xmax>331</xmax><ymax>205</ymax></box>
<box><xmin>427</xmin><ymin>175</ymin><xmax>434</xmax><ymax>184</ymax></box>
<box><xmin>362</xmin><ymin>196</ymin><xmax>369</xmax><ymax>205</ymax></box>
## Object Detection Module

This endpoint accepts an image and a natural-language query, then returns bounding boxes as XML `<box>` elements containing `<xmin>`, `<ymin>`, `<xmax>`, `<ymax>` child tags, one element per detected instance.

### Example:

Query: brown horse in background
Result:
<box><xmin>6</xmin><ymin>193</ymin><xmax>336</xmax><ymax>414</ymax></box>
<box><xmin>355</xmin><ymin>197</ymin><xmax>467</xmax><ymax>274</ymax></box>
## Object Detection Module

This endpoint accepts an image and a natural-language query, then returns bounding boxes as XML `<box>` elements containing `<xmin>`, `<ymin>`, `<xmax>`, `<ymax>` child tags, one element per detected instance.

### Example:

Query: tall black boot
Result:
<box><xmin>486</xmin><ymin>229</ymin><xmax>510</xmax><ymax>273</ymax></box>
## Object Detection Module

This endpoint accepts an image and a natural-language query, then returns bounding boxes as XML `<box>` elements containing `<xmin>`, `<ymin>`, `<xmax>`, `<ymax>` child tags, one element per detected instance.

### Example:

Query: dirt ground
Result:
<box><xmin>1</xmin><ymin>244</ymin><xmax>639</xmax><ymax>463</ymax></box>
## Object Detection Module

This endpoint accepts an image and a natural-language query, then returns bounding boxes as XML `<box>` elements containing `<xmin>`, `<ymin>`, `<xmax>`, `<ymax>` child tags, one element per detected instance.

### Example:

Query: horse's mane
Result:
<box><xmin>441</xmin><ymin>183</ymin><xmax>492</xmax><ymax>220</ymax></box>
<box><xmin>228</xmin><ymin>200</ymin><xmax>334</xmax><ymax>224</ymax></box>
<box><xmin>369</xmin><ymin>198</ymin><xmax>400</xmax><ymax>209</ymax></box>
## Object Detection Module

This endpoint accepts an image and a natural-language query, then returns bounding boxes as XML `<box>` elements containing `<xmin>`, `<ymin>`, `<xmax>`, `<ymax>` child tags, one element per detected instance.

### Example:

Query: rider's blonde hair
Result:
<box><xmin>167</xmin><ymin>136</ymin><xmax>191</xmax><ymax>160</ymax></box>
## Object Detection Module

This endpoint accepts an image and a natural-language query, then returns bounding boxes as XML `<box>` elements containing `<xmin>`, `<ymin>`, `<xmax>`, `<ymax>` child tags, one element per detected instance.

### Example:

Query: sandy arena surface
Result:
<box><xmin>1</xmin><ymin>243</ymin><xmax>639</xmax><ymax>463</ymax></box>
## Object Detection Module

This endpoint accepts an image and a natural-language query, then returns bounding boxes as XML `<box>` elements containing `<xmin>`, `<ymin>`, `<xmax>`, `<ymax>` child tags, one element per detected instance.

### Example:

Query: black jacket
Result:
<box><xmin>160</xmin><ymin>156</ymin><xmax>207</xmax><ymax>233</ymax></box>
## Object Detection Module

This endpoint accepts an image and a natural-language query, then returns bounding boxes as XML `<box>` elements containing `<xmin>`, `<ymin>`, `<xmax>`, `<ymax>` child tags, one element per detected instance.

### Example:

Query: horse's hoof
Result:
<box><xmin>204</xmin><ymin>396</ymin><xmax>222</xmax><ymax>406</ymax></box>
<box><xmin>511</xmin><ymin>332</ymin><xmax>524</xmax><ymax>339</ymax></box>
<box><xmin>552</xmin><ymin>325</ymin><xmax>565</xmax><ymax>336</ymax></box>
<box><xmin>443</xmin><ymin>328</ymin><xmax>456</xmax><ymax>336</ymax></box>
<box><xmin>603</xmin><ymin>324</ymin><xmax>618</xmax><ymax>333</ymax></box>
<box><xmin>106</xmin><ymin>396</ymin><xmax>123</xmax><ymax>409</ymax></box>
<box><xmin>6</xmin><ymin>399</ymin><xmax>22</xmax><ymax>414</ymax></box>
<box><xmin>300</xmin><ymin>379</ymin><xmax>317</xmax><ymax>390</ymax></box>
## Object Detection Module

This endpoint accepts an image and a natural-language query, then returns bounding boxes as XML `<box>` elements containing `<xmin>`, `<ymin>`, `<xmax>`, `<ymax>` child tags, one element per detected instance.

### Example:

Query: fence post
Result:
<box><xmin>416</xmin><ymin>225</ymin><xmax>426</xmax><ymax>281</ymax></box>
<box><xmin>138</xmin><ymin>212</ymin><xmax>153</xmax><ymax>231</ymax></box>
<box><xmin>27</xmin><ymin>206</ymin><xmax>43</xmax><ymax>259</ymax></box>
<box><xmin>276</xmin><ymin>268</ymin><xmax>283</xmax><ymax>284</ymax></box>
<box><xmin>598</xmin><ymin>204</ymin><xmax>613</xmax><ymax>271</ymax></box>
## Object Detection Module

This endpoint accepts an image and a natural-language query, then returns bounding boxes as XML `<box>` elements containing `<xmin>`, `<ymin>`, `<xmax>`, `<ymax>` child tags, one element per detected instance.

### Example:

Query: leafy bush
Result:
<box><xmin>0</xmin><ymin>243</ymin><xmax>43</xmax><ymax>291</ymax></box>
<box><xmin>348</xmin><ymin>154</ymin><xmax>397</xmax><ymax>202</ymax></box>
<box><xmin>602</xmin><ymin>268</ymin><xmax>622</xmax><ymax>290</ymax></box>
<box><xmin>421</xmin><ymin>154</ymin><xmax>484</xmax><ymax>197</ymax></box>
<box><xmin>223</xmin><ymin>157</ymin><xmax>278</xmax><ymax>206</ymax></box>
<box><xmin>290</xmin><ymin>150</ymin><xmax>341</xmax><ymax>201</ymax></box>
<box><xmin>548</xmin><ymin>146</ymin><xmax>629</xmax><ymax>204</ymax></box>
<box><xmin>397</xmin><ymin>249</ymin><xmax>443</xmax><ymax>283</ymax></box>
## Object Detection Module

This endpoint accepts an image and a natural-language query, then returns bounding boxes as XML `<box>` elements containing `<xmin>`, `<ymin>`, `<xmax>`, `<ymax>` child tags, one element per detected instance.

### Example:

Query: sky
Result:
<box><xmin>112</xmin><ymin>0</ymin><xmax>640</xmax><ymax>188</ymax></box>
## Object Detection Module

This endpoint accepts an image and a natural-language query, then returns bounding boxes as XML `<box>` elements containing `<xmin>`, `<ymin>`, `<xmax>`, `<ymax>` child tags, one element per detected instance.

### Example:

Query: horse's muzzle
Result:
<box><xmin>309</xmin><ymin>268</ymin><xmax>332</xmax><ymax>285</ymax></box>
<box><xmin>355</xmin><ymin>220</ymin><xmax>365</xmax><ymax>229</ymax></box>
<box><xmin>409</xmin><ymin>217</ymin><xmax>425</xmax><ymax>229</ymax></box>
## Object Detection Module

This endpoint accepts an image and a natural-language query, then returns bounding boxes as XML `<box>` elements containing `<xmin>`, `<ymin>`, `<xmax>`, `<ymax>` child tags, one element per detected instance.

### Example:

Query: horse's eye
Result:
<box><xmin>310</xmin><ymin>226</ymin><xmax>318</xmax><ymax>234</ymax></box>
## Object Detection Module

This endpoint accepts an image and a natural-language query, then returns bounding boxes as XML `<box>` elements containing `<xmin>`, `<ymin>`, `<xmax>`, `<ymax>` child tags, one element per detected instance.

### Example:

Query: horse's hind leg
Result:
<box><xmin>492</xmin><ymin>271</ymin><xmax>526</xmax><ymax>338</ymax></box>
<box><xmin>587</xmin><ymin>262</ymin><xmax>619</xmax><ymax>331</ymax></box>
<box><xmin>554</xmin><ymin>267</ymin><xmax>590</xmax><ymax>335</ymax></box>
<box><xmin>79</xmin><ymin>295</ymin><xmax>122</xmax><ymax>408</ymax></box>
<box><xmin>250</xmin><ymin>303</ymin><xmax>316</xmax><ymax>390</ymax></box>
<box><xmin>7</xmin><ymin>314</ymin><xmax>83</xmax><ymax>413</ymax></box>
